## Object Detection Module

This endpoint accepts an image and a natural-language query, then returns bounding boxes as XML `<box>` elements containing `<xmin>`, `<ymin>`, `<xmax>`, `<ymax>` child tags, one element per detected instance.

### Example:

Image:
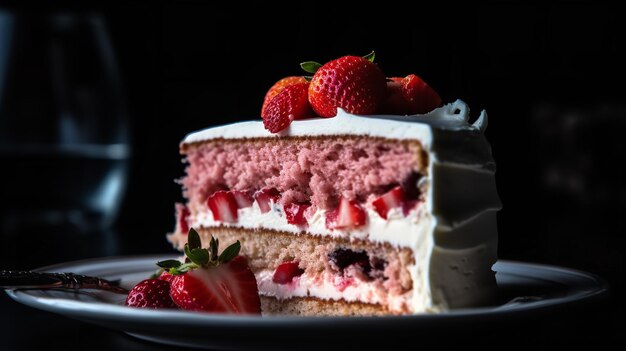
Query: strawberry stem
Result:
<box><xmin>218</xmin><ymin>240</ymin><xmax>241</xmax><ymax>263</ymax></box>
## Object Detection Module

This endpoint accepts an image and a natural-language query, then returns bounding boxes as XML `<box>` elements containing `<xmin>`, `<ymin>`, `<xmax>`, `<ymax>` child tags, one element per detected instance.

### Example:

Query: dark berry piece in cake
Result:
<box><xmin>401</xmin><ymin>171</ymin><xmax>423</xmax><ymax>200</ymax></box>
<box><xmin>328</xmin><ymin>248</ymin><xmax>369</xmax><ymax>271</ymax></box>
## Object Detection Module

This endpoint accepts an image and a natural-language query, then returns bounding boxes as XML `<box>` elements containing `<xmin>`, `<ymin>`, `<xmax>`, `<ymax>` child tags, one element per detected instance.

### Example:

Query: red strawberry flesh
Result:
<box><xmin>232</xmin><ymin>190</ymin><xmax>254</xmax><ymax>208</ymax></box>
<box><xmin>262</xmin><ymin>83</ymin><xmax>313</xmax><ymax>133</ymax></box>
<box><xmin>207</xmin><ymin>190</ymin><xmax>239</xmax><ymax>223</ymax></box>
<box><xmin>177</xmin><ymin>204</ymin><xmax>191</xmax><ymax>234</ymax></box>
<box><xmin>158</xmin><ymin>271</ymin><xmax>174</xmax><ymax>283</ymax></box>
<box><xmin>325</xmin><ymin>197</ymin><xmax>367</xmax><ymax>229</ymax></box>
<box><xmin>372</xmin><ymin>186</ymin><xmax>405</xmax><ymax>219</ymax></box>
<box><xmin>400</xmin><ymin>74</ymin><xmax>442</xmax><ymax>114</ymax></box>
<box><xmin>379</xmin><ymin>79</ymin><xmax>411</xmax><ymax>115</ymax></box>
<box><xmin>261</xmin><ymin>76</ymin><xmax>308</xmax><ymax>117</ymax></box>
<box><xmin>284</xmin><ymin>202</ymin><xmax>311</xmax><ymax>225</ymax></box>
<box><xmin>169</xmin><ymin>256</ymin><xmax>261</xmax><ymax>314</ymax></box>
<box><xmin>272</xmin><ymin>261</ymin><xmax>304</xmax><ymax>284</ymax></box>
<box><xmin>125</xmin><ymin>279</ymin><xmax>177</xmax><ymax>309</ymax></box>
<box><xmin>254</xmin><ymin>188</ymin><xmax>280</xmax><ymax>213</ymax></box>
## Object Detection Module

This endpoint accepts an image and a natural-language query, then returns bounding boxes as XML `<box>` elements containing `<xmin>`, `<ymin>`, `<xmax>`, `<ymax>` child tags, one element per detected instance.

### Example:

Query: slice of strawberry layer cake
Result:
<box><xmin>167</xmin><ymin>97</ymin><xmax>501</xmax><ymax>316</ymax></box>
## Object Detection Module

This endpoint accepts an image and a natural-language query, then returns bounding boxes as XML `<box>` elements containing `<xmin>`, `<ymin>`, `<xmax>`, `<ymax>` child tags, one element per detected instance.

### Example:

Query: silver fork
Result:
<box><xmin>0</xmin><ymin>270</ymin><xmax>129</xmax><ymax>294</ymax></box>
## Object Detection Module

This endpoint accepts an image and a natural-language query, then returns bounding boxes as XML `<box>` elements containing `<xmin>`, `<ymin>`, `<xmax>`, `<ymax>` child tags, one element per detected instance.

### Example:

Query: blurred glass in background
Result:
<box><xmin>0</xmin><ymin>10</ymin><xmax>129</xmax><ymax>238</ymax></box>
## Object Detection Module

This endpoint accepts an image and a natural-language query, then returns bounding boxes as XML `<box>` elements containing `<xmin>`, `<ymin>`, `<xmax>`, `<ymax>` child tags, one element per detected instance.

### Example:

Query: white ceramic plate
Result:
<box><xmin>5</xmin><ymin>255</ymin><xmax>608</xmax><ymax>349</ymax></box>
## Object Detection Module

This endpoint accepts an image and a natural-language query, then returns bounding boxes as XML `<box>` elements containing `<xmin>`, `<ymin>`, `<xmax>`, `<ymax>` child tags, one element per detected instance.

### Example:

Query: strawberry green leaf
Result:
<box><xmin>188</xmin><ymin>228</ymin><xmax>201</xmax><ymax>250</ymax></box>
<box><xmin>218</xmin><ymin>240</ymin><xmax>241</xmax><ymax>263</ymax></box>
<box><xmin>186</xmin><ymin>246</ymin><xmax>210</xmax><ymax>266</ymax></box>
<box><xmin>209</xmin><ymin>236</ymin><xmax>218</xmax><ymax>261</ymax></box>
<box><xmin>363</xmin><ymin>51</ymin><xmax>375</xmax><ymax>62</ymax></box>
<box><xmin>304</xmin><ymin>76</ymin><xmax>313</xmax><ymax>82</ymax></box>
<box><xmin>300</xmin><ymin>61</ymin><xmax>322</xmax><ymax>74</ymax></box>
<box><xmin>157</xmin><ymin>260</ymin><xmax>182</xmax><ymax>269</ymax></box>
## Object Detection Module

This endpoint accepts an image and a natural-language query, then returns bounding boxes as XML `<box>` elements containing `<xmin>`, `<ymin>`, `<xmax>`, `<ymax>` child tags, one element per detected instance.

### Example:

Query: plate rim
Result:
<box><xmin>5</xmin><ymin>255</ymin><xmax>609</xmax><ymax>326</ymax></box>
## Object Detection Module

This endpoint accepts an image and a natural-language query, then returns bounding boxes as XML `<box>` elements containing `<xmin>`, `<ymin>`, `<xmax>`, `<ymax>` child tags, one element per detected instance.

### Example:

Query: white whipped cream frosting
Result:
<box><xmin>177</xmin><ymin>100</ymin><xmax>502</xmax><ymax>312</ymax></box>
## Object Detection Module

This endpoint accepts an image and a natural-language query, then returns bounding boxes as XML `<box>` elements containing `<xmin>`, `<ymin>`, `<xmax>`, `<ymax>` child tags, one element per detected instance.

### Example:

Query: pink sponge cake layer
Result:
<box><xmin>182</xmin><ymin>137</ymin><xmax>426</xmax><ymax>211</ymax></box>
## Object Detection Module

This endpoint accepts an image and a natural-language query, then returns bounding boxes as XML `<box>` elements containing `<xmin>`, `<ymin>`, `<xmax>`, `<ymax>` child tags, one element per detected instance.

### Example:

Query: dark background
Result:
<box><xmin>1</xmin><ymin>1</ymin><xmax>624</xmax><ymax>349</ymax></box>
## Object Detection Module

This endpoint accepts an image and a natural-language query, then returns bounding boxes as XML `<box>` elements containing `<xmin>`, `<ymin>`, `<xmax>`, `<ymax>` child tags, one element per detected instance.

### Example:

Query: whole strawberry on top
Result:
<box><xmin>304</xmin><ymin>51</ymin><xmax>386</xmax><ymax>118</ymax></box>
<box><xmin>156</xmin><ymin>228</ymin><xmax>261</xmax><ymax>314</ymax></box>
<box><xmin>381</xmin><ymin>74</ymin><xmax>442</xmax><ymax>115</ymax></box>
<box><xmin>259</xmin><ymin>51</ymin><xmax>443</xmax><ymax>134</ymax></box>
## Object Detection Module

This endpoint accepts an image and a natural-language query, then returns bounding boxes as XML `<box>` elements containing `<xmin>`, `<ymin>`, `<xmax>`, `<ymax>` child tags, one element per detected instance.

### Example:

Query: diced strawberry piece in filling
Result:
<box><xmin>272</xmin><ymin>261</ymin><xmax>304</xmax><ymax>284</ymax></box>
<box><xmin>231</xmin><ymin>190</ymin><xmax>254</xmax><ymax>208</ymax></box>
<box><xmin>284</xmin><ymin>202</ymin><xmax>311</xmax><ymax>225</ymax></box>
<box><xmin>207</xmin><ymin>190</ymin><xmax>239</xmax><ymax>223</ymax></box>
<box><xmin>254</xmin><ymin>188</ymin><xmax>281</xmax><ymax>213</ymax></box>
<box><xmin>372</xmin><ymin>186</ymin><xmax>405</xmax><ymax>219</ymax></box>
<box><xmin>325</xmin><ymin>197</ymin><xmax>367</xmax><ymax>230</ymax></box>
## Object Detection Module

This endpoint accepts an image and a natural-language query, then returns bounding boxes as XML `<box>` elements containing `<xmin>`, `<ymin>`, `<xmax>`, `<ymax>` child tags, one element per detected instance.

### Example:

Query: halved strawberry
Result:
<box><xmin>207</xmin><ymin>190</ymin><xmax>238</xmax><ymax>223</ymax></box>
<box><xmin>170</xmin><ymin>256</ymin><xmax>261</xmax><ymax>314</ymax></box>
<box><xmin>325</xmin><ymin>197</ymin><xmax>367</xmax><ymax>230</ymax></box>
<box><xmin>125</xmin><ymin>278</ymin><xmax>177</xmax><ymax>309</ymax></box>
<box><xmin>159</xmin><ymin>229</ymin><xmax>262</xmax><ymax>314</ymax></box>
<box><xmin>261</xmin><ymin>76</ymin><xmax>308</xmax><ymax>117</ymax></box>
<box><xmin>272</xmin><ymin>261</ymin><xmax>304</xmax><ymax>284</ymax></box>
<box><xmin>254</xmin><ymin>188</ymin><xmax>281</xmax><ymax>213</ymax></box>
<box><xmin>262</xmin><ymin>82</ymin><xmax>313</xmax><ymax>133</ymax></box>
<box><xmin>372</xmin><ymin>186</ymin><xmax>405</xmax><ymax>219</ymax></box>
<box><xmin>284</xmin><ymin>202</ymin><xmax>311</xmax><ymax>226</ymax></box>
<box><xmin>176</xmin><ymin>203</ymin><xmax>191</xmax><ymax>235</ymax></box>
<box><xmin>231</xmin><ymin>190</ymin><xmax>254</xmax><ymax>209</ymax></box>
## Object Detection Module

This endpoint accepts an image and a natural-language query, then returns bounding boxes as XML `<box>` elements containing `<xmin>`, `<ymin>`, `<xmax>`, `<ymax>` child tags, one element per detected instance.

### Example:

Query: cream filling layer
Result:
<box><xmin>192</xmin><ymin>200</ymin><xmax>431</xmax><ymax>249</ymax></box>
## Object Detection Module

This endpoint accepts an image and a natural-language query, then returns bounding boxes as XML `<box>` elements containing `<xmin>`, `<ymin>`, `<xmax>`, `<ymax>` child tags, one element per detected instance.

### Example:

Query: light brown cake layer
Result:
<box><xmin>260</xmin><ymin>296</ymin><xmax>389</xmax><ymax>316</ymax></box>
